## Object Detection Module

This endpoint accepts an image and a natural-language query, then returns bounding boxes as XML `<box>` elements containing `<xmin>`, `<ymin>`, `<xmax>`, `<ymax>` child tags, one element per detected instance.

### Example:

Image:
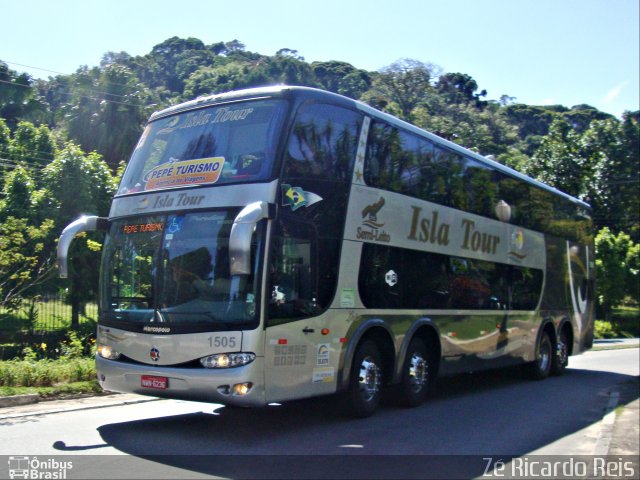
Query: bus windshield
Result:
<box><xmin>118</xmin><ymin>99</ymin><xmax>287</xmax><ymax>195</ymax></box>
<box><xmin>99</xmin><ymin>210</ymin><xmax>263</xmax><ymax>331</ymax></box>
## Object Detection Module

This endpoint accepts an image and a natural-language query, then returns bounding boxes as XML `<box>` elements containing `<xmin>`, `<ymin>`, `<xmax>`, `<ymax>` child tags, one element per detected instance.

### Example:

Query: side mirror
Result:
<box><xmin>57</xmin><ymin>216</ymin><xmax>108</xmax><ymax>278</ymax></box>
<box><xmin>229</xmin><ymin>202</ymin><xmax>272</xmax><ymax>275</ymax></box>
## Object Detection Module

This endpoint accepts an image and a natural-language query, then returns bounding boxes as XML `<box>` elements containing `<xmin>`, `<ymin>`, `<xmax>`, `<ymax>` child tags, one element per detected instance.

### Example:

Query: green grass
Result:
<box><xmin>0</xmin><ymin>357</ymin><xmax>96</xmax><ymax>388</ymax></box>
<box><xmin>0</xmin><ymin>380</ymin><xmax>102</xmax><ymax>399</ymax></box>
<box><xmin>595</xmin><ymin>305</ymin><xmax>640</xmax><ymax>339</ymax></box>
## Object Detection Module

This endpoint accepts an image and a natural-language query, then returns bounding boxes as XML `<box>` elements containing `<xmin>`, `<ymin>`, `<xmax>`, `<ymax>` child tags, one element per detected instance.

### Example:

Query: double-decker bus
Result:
<box><xmin>58</xmin><ymin>86</ymin><xmax>594</xmax><ymax>417</ymax></box>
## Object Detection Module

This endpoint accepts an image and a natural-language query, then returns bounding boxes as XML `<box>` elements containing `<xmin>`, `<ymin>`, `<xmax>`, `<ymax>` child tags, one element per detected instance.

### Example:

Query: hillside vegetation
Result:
<box><xmin>0</xmin><ymin>37</ymin><xmax>638</xmax><ymax>325</ymax></box>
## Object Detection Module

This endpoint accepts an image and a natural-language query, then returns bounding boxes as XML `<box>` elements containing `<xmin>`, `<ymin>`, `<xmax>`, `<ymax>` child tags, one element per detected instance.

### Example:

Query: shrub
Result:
<box><xmin>594</xmin><ymin>320</ymin><xmax>619</xmax><ymax>339</ymax></box>
<box><xmin>0</xmin><ymin>358</ymin><xmax>95</xmax><ymax>387</ymax></box>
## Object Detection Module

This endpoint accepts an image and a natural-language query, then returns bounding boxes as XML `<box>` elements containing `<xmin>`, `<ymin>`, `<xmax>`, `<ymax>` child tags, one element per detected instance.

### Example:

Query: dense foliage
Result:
<box><xmin>0</xmin><ymin>36</ymin><xmax>638</xmax><ymax>317</ymax></box>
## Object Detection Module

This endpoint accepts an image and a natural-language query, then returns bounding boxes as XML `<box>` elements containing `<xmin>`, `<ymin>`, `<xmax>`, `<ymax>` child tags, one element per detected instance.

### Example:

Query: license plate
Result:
<box><xmin>141</xmin><ymin>375</ymin><xmax>168</xmax><ymax>389</ymax></box>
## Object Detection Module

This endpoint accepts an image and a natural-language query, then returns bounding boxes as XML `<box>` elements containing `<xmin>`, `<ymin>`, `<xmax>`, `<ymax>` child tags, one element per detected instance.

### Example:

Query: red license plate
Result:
<box><xmin>141</xmin><ymin>375</ymin><xmax>168</xmax><ymax>389</ymax></box>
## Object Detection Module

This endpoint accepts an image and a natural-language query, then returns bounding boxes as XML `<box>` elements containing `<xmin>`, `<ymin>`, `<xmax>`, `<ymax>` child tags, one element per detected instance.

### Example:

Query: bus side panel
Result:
<box><xmin>538</xmin><ymin>235</ymin><xmax>595</xmax><ymax>357</ymax></box>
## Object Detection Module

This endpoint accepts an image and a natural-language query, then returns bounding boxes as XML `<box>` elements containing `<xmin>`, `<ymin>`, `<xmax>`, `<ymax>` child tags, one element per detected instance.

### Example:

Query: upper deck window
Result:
<box><xmin>283</xmin><ymin>102</ymin><xmax>361</xmax><ymax>182</ymax></box>
<box><xmin>118</xmin><ymin>99</ymin><xmax>288</xmax><ymax>195</ymax></box>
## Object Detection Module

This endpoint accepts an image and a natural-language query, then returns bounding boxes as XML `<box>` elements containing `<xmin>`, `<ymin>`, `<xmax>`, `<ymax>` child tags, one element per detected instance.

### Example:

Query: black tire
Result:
<box><xmin>397</xmin><ymin>338</ymin><xmax>432</xmax><ymax>407</ymax></box>
<box><xmin>551</xmin><ymin>327</ymin><xmax>569</xmax><ymax>376</ymax></box>
<box><xmin>526</xmin><ymin>330</ymin><xmax>553</xmax><ymax>380</ymax></box>
<box><xmin>345</xmin><ymin>339</ymin><xmax>383</xmax><ymax>418</ymax></box>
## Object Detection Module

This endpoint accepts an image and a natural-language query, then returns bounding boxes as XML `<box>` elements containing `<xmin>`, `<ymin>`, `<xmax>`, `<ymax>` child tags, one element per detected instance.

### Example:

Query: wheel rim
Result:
<box><xmin>408</xmin><ymin>352</ymin><xmax>428</xmax><ymax>393</ymax></box>
<box><xmin>358</xmin><ymin>355</ymin><xmax>381</xmax><ymax>402</ymax></box>
<box><xmin>557</xmin><ymin>331</ymin><xmax>569</xmax><ymax>366</ymax></box>
<box><xmin>557</xmin><ymin>338</ymin><xmax>568</xmax><ymax>367</ymax></box>
<box><xmin>539</xmin><ymin>338</ymin><xmax>551</xmax><ymax>372</ymax></box>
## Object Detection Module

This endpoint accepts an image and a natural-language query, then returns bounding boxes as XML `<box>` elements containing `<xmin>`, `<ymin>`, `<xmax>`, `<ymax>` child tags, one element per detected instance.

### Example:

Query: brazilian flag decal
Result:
<box><xmin>281</xmin><ymin>184</ymin><xmax>323</xmax><ymax>211</ymax></box>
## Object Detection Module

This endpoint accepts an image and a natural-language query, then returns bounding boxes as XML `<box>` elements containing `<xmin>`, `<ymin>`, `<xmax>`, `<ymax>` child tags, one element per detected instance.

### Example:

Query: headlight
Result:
<box><xmin>200</xmin><ymin>352</ymin><xmax>255</xmax><ymax>368</ymax></box>
<box><xmin>97</xmin><ymin>344</ymin><xmax>121</xmax><ymax>360</ymax></box>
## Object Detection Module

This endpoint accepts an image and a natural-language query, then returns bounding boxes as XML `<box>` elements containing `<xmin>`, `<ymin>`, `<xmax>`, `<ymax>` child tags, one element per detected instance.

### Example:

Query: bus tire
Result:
<box><xmin>345</xmin><ymin>339</ymin><xmax>383</xmax><ymax>418</ymax></box>
<box><xmin>526</xmin><ymin>330</ymin><xmax>553</xmax><ymax>380</ymax></box>
<box><xmin>551</xmin><ymin>328</ymin><xmax>569</xmax><ymax>376</ymax></box>
<box><xmin>397</xmin><ymin>338</ymin><xmax>431</xmax><ymax>407</ymax></box>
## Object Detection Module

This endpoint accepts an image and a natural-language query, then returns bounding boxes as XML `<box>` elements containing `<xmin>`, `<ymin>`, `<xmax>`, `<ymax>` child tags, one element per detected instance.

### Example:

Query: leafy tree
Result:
<box><xmin>276</xmin><ymin>48</ymin><xmax>304</xmax><ymax>61</ymax></box>
<box><xmin>526</xmin><ymin>118</ymin><xmax>587</xmax><ymax>198</ymax></box>
<box><xmin>183</xmin><ymin>62</ymin><xmax>260</xmax><ymax>98</ymax></box>
<box><xmin>566</xmin><ymin>114</ymin><xmax>639</xmax><ymax>235</ymax></box>
<box><xmin>100</xmin><ymin>51</ymin><xmax>133</xmax><ymax>68</ymax></box>
<box><xmin>40</xmin><ymin>143</ymin><xmax>116</xmax><ymax>328</ymax></box>
<box><xmin>0</xmin><ymin>61</ymin><xmax>48</xmax><ymax>129</ymax></box>
<box><xmin>311</xmin><ymin>61</ymin><xmax>371</xmax><ymax>98</ymax></box>
<box><xmin>0</xmin><ymin>216</ymin><xmax>55</xmax><ymax>310</ymax></box>
<box><xmin>435</xmin><ymin>72</ymin><xmax>487</xmax><ymax>108</ymax></box>
<box><xmin>364</xmin><ymin>59</ymin><xmax>439</xmax><ymax>120</ymax></box>
<box><xmin>263</xmin><ymin>55</ymin><xmax>318</xmax><ymax>87</ymax></box>
<box><xmin>503</xmin><ymin>104</ymin><xmax>559</xmax><ymax>139</ymax></box>
<box><xmin>564</xmin><ymin>104</ymin><xmax>614</xmax><ymax>134</ymax></box>
<box><xmin>146</xmin><ymin>36</ymin><xmax>208</xmax><ymax>92</ymax></box>
<box><xmin>63</xmin><ymin>64</ymin><xmax>150</xmax><ymax>169</ymax></box>
<box><xmin>0</xmin><ymin>118</ymin><xmax>10</xmax><ymax>158</ymax></box>
<box><xmin>595</xmin><ymin>228</ymin><xmax>639</xmax><ymax>318</ymax></box>
<box><xmin>0</xmin><ymin>166</ymin><xmax>36</xmax><ymax>221</ymax></box>
<box><xmin>223</xmin><ymin>39</ymin><xmax>246</xmax><ymax>54</ymax></box>
<box><xmin>8</xmin><ymin>121</ymin><xmax>56</xmax><ymax>168</ymax></box>
<box><xmin>413</xmin><ymin>101</ymin><xmax>519</xmax><ymax>156</ymax></box>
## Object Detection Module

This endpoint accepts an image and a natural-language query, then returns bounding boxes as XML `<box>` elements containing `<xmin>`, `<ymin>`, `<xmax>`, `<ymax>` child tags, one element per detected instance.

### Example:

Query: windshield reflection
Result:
<box><xmin>118</xmin><ymin>99</ymin><xmax>287</xmax><ymax>195</ymax></box>
<box><xmin>100</xmin><ymin>211</ymin><xmax>262</xmax><ymax>331</ymax></box>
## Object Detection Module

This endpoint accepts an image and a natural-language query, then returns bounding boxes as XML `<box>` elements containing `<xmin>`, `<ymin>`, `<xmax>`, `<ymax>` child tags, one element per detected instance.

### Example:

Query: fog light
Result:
<box><xmin>97</xmin><ymin>344</ymin><xmax>121</xmax><ymax>360</ymax></box>
<box><xmin>217</xmin><ymin>385</ymin><xmax>231</xmax><ymax>395</ymax></box>
<box><xmin>232</xmin><ymin>382</ymin><xmax>253</xmax><ymax>396</ymax></box>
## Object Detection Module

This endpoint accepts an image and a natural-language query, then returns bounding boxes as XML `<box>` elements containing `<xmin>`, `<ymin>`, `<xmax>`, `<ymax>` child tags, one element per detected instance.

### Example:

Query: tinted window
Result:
<box><xmin>362</xmin><ymin>120</ymin><xmax>592</xmax><ymax>242</ymax></box>
<box><xmin>358</xmin><ymin>244</ymin><xmax>542</xmax><ymax>310</ymax></box>
<box><xmin>119</xmin><ymin>100</ymin><xmax>287</xmax><ymax>194</ymax></box>
<box><xmin>100</xmin><ymin>210</ymin><xmax>263</xmax><ymax>331</ymax></box>
<box><xmin>268</xmin><ymin>217</ymin><xmax>331</xmax><ymax>324</ymax></box>
<box><xmin>463</xmin><ymin>158</ymin><xmax>499</xmax><ymax>218</ymax></box>
<box><xmin>365</xmin><ymin>122</ymin><xmax>436</xmax><ymax>198</ymax></box>
<box><xmin>283</xmin><ymin>102</ymin><xmax>361</xmax><ymax>182</ymax></box>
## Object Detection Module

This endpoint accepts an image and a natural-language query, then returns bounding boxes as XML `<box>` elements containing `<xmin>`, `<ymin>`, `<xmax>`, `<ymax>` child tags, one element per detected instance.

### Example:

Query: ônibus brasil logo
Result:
<box><xmin>8</xmin><ymin>456</ymin><xmax>73</xmax><ymax>479</ymax></box>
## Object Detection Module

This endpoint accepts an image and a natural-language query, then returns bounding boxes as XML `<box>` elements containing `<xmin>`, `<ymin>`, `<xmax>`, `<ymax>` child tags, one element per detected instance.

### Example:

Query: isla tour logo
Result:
<box><xmin>8</xmin><ymin>456</ymin><xmax>73</xmax><ymax>479</ymax></box>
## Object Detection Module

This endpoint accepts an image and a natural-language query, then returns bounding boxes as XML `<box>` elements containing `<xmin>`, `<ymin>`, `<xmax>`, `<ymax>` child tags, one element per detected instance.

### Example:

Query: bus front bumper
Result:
<box><xmin>96</xmin><ymin>355</ymin><xmax>266</xmax><ymax>407</ymax></box>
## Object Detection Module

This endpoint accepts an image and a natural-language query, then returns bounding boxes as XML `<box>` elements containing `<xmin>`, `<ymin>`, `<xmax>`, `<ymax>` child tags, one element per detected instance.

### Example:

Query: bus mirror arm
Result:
<box><xmin>57</xmin><ymin>215</ymin><xmax>108</xmax><ymax>279</ymax></box>
<box><xmin>229</xmin><ymin>201</ymin><xmax>273</xmax><ymax>275</ymax></box>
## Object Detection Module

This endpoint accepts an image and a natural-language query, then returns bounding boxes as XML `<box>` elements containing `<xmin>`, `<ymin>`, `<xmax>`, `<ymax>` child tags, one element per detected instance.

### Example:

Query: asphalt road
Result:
<box><xmin>0</xmin><ymin>348</ymin><xmax>638</xmax><ymax>479</ymax></box>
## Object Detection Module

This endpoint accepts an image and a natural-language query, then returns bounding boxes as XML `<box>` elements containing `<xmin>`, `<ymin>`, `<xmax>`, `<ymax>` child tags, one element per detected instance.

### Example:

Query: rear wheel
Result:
<box><xmin>526</xmin><ymin>331</ymin><xmax>553</xmax><ymax>380</ymax></box>
<box><xmin>345</xmin><ymin>340</ymin><xmax>383</xmax><ymax>418</ymax></box>
<box><xmin>397</xmin><ymin>338</ymin><xmax>432</xmax><ymax>407</ymax></box>
<box><xmin>551</xmin><ymin>327</ymin><xmax>569</xmax><ymax>376</ymax></box>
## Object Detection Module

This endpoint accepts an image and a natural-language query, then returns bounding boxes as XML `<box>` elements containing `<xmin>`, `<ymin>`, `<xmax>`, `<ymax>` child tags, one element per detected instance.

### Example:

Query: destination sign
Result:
<box><xmin>122</xmin><ymin>222</ymin><xmax>164</xmax><ymax>235</ymax></box>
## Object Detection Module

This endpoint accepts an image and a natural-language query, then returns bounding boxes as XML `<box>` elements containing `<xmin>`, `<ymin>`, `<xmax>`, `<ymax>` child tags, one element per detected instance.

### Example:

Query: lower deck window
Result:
<box><xmin>358</xmin><ymin>243</ymin><xmax>542</xmax><ymax>310</ymax></box>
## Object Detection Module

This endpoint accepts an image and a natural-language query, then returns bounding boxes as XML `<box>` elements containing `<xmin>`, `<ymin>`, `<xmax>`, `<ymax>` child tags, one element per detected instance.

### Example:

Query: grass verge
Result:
<box><xmin>0</xmin><ymin>357</ymin><xmax>97</xmax><ymax>399</ymax></box>
<box><xmin>0</xmin><ymin>380</ymin><xmax>102</xmax><ymax>399</ymax></box>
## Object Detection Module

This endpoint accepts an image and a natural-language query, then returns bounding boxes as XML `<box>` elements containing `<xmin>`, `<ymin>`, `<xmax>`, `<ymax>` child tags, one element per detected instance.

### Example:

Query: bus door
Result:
<box><xmin>263</xmin><ymin>218</ymin><xmax>337</xmax><ymax>402</ymax></box>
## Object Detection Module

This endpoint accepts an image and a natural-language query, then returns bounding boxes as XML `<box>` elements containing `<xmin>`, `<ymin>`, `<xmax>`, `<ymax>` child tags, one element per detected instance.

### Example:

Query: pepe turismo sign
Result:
<box><xmin>144</xmin><ymin>157</ymin><xmax>225</xmax><ymax>190</ymax></box>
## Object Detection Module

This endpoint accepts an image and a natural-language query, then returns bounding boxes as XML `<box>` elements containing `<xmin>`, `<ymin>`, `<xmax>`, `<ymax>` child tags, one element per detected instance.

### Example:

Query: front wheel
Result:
<box><xmin>525</xmin><ymin>331</ymin><xmax>553</xmax><ymax>380</ymax></box>
<box><xmin>397</xmin><ymin>338</ymin><xmax>432</xmax><ymax>407</ymax></box>
<box><xmin>345</xmin><ymin>340</ymin><xmax>383</xmax><ymax>418</ymax></box>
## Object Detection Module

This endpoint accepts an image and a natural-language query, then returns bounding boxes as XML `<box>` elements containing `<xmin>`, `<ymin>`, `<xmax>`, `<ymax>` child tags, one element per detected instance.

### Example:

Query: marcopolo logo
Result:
<box><xmin>8</xmin><ymin>456</ymin><xmax>73</xmax><ymax>479</ymax></box>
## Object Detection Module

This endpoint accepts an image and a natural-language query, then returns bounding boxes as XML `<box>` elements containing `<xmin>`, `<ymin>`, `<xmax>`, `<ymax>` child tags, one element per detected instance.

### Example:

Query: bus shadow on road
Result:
<box><xmin>93</xmin><ymin>367</ymin><xmax>638</xmax><ymax>479</ymax></box>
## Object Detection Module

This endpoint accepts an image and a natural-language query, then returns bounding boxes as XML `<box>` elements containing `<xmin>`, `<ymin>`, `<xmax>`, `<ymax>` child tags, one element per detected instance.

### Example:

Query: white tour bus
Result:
<box><xmin>58</xmin><ymin>86</ymin><xmax>594</xmax><ymax>417</ymax></box>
